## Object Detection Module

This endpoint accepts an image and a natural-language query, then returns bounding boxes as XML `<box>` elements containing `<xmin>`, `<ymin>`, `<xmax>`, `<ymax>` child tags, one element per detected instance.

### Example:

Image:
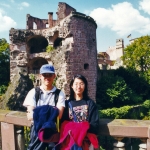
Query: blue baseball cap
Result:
<box><xmin>40</xmin><ymin>64</ymin><xmax>55</xmax><ymax>74</ymax></box>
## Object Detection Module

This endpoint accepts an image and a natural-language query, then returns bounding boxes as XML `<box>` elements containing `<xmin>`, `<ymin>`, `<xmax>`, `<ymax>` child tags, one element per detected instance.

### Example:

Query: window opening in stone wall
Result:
<box><xmin>29</xmin><ymin>58</ymin><xmax>48</xmax><ymax>74</ymax></box>
<box><xmin>46</xmin><ymin>24</ymin><xmax>49</xmax><ymax>28</ymax></box>
<box><xmin>49</xmin><ymin>31</ymin><xmax>60</xmax><ymax>49</ymax></box>
<box><xmin>84</xmin><ymin>63</ymin><xmax>89</xmax><ymax>70</ymax></box>
<box><xmin>54</xmin><ymin>38</ymin><xmax>63</xmax><ymax>48</ymax></box>
<box><xmin>26</xmin><ymin>35</ymin><xmax>48</xmax><ymax>54</ymax></box>
<box><xmin>69</xmin><ymin>34</ymin><xmax>73</xmax><ymax>37</ymax></box>
<box><xmin>33</xmin><ymin>22</ymin><xmax>37</xmax><ymax>29</ymax></box>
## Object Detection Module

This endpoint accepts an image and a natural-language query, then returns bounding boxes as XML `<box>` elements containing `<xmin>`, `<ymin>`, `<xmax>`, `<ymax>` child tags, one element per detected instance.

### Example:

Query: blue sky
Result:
<box><xmin>0</xmin><ymin>0</ymin><xmax>150</xmax><ymax>52</ymax></box>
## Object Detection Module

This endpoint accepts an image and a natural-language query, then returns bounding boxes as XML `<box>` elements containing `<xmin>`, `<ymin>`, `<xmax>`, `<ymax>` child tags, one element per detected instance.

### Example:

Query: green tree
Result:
<box><xmin>122</xmin><ymin>35</ymin><xmax>150</xmax><ymax>73</ymax></box>
<box><xmin>96</xmin><ymin>74</ymin><xmax>142</xmax><ymax>109</ymax></box>
<box><xmin>122</xmin><ymin>35</ymin><xmax>150</xmax><ymax>85</ymax></box>
<box><xmin>114</xmin><ymin>67</ymin><xmax>150</xmax><ymax>100</ymax></box>
<box><xmin>0</xmin><ymin>38</ymin><xmax>10</xmax><ymax>86</ymax></box>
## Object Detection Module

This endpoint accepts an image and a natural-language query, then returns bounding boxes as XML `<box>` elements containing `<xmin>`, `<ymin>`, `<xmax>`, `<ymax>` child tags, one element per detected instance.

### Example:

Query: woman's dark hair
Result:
<box><xmin>69</xmin><ymin>74</ymin><xmax>89</xmax><ymax>100</ymax></box>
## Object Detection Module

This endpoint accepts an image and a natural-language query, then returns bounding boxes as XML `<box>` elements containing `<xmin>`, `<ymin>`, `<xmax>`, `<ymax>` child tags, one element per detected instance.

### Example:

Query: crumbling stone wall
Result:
<box><xmin>9</xmin><ymin>2</ymin><xmax>98</xmax><ymax>101</ymax></box>
<box><xmin>56</xmin><ymin>2</ymin><xmax>76</xmax><ymax>20</ymax></box>
<box><xmin>27</xmin><ymin>14</ymin><xmax>48</xmax><ymax>30</ymax></box>
<box><xmin>106</xmin><ymin>38</ymin><xmax>124</xmax><ymax>69</ymax></box>
<box><xmin>27</xmin><ymin>2</ymin><xmax>76</xmax><ymax>30</ymax></box>
<box><xmin>0</xmin><ymin>70</ymin><xmax>33</xmax><ymax>111</ymax></box>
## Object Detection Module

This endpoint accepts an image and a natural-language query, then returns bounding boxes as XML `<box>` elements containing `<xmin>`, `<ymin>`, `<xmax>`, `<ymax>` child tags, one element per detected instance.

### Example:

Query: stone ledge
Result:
<box><xmin>0</xmin><ymin>110</ymin><xmax>31</xmax><ymax>127</ymax></box>
<box><xmin>99</xmin><ymin>119</ymin><xmax>150</xmax><ymax>138</ymax></box>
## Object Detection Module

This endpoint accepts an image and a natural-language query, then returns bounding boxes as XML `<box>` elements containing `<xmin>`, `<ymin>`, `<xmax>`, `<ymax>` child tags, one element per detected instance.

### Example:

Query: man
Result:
<box><xmin>23</xmin><ymin>64</ymin><xmax>65</xmax><ymax>150</ymax></box>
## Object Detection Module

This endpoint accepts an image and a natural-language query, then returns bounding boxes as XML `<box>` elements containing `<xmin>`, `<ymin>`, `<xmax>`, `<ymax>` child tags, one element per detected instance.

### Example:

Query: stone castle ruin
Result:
<box><xmin>9</xmin><ymin>2</ymin><xmax>98</xmax><ymax>101</ymax></box>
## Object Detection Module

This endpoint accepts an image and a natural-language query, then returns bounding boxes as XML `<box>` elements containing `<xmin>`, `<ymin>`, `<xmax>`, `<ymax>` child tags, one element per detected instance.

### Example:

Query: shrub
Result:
<box><xmin>46</xmin><ymin>45</ymin><xmax>54</xmax><ymax>52</ymax></box>
<box><xmin>97</xmin><ymin>74</ymin><xmax>142</xmax><ymax>109</ymax></box>
<box><xmin>29</xmin><ymin>74</ymin><xmax>35</xmax><ymax>82</ymax></box>
<box><xmin>99</xmin><ymin>100</ymin><xmax>150</xmax><ymax>119</ymax></box>
<box><xmin>115</xmin><ymin>67</ymin><xmax>150</xmax><ymax>100</ymax></box>
<box><xmin>0</xmin><ymin>85</ymin><xmax>7</xmax><ymax>96</ymax></box>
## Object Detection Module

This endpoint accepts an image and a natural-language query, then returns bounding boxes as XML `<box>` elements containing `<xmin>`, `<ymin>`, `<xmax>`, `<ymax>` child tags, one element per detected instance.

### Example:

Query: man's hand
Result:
<box><xmin>27</xmin><ymin>111</ymin><xmax>33</xmax><ymax>121</ymax></box>
<box><xmin>26</xmin><ymin>106</ymin><xmax>34</xmax><ymax>121</ymax></box>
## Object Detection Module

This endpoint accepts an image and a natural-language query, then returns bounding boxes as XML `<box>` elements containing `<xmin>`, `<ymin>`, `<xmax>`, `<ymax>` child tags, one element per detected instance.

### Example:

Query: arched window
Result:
<box><xmin>26</xmin><ymin>35</ymin><xmax>48</xmax><ymax>54</ymax></box>
<box><xmin>54</xmin><ymin>38</ymin><xmax>63</xmax><ymax>48</ymax></box>
<box><xmin>33</xmin><ymin>22</ymin><xmax>37</xmax><ymax>29</ymax></box>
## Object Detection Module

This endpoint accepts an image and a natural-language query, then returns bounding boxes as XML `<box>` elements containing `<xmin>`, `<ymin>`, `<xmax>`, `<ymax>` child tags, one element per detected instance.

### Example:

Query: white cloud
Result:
<box><xmin>18</xmin><ymin>2</ymin><xmax>30</xmax><ymax>10</ymax></box>
<box><xmin>89</xmin><ymin>2</ymin><xmax>150</xmax><ymax>36</ymax></box>
<box><xmin>139</xmin><ymin>0</ymin><xmax>150</xmax><ymax>15</ymax></box>
<box><xmin>0</xmin><ymin>9</ymin><xmax>17</xmax><ymax>32</ymax></box>
<box><xmin>21</xmin><ymin>2</ymin><xmax>29</xmax><ymax>7</ymax></box>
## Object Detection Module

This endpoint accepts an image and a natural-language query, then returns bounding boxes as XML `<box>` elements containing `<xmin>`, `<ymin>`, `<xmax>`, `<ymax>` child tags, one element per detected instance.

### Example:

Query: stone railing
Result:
<box><xmin>0</xmin><ymin>110</ymin><xmax>150</xmax><ymax>150</ymax></box>
<box><xmin>99</xmin><ymin>119</ymin><xmax>150</xmax><ymax>150</ymax></box>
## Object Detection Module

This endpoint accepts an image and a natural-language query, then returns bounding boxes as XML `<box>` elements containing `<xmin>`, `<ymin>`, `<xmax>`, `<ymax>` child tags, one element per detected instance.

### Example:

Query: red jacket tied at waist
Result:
<box><xmin>59</xmin><ymin>121</ymin><xmax>99</xmax><ymax>150</ymax></box>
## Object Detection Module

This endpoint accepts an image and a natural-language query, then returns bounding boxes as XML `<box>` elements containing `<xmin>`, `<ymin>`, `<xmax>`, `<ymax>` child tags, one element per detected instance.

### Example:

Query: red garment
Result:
<box><xmin>87</xmin><ymin>133</ymin><xmax>99</xmax><ymax>148</ymax></box>
<box><xmin>82</xmin><ymin>133</ymin><xmax>99</xmax><ymax>149</ymax></box>
<box><xmin>59</xmin><ymin>121</ymin><xmax>99</xmax><ymax>150</ymax></box>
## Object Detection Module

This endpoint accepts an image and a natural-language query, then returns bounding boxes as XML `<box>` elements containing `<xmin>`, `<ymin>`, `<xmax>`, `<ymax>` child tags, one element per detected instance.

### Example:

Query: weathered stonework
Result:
<box><xmin>0</xmin><ymin>70</ymin><xmax>33</xmax><ymax>111</ymax></box>
<box><xmin>106</xmin><ymin>39</ymin><xmax>124</xmax><ymax>69</ymax></box>
<box><xmin>9</xmin><ymin>2</ymin><xmax>98</xmax><ymax>100</ymax></box>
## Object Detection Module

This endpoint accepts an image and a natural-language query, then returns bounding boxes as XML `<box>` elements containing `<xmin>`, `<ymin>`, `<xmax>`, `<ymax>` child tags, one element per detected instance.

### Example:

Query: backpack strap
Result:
<box><xmin>54</xmin><ymin>89</ymin><xmax>61</xmax><ymax>106</ymax></box>
<box><xmin>53</xmin><ymin>88</ymin><xmax>61</xmax><ymax>132</ymax></box>
<box><xmin>35</xmin><ymin>87</ymin><xmax>41</xmax><ymax>106</ymax></box>
<box><xmin>35</xmin><ymin>87</ymin><xmax>60</xmax><ymax>106</ymax></box>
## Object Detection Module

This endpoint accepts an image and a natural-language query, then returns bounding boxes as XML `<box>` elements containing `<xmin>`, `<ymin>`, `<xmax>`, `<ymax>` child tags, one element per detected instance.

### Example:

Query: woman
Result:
<box><xmin>61</xmin><ymin>74</ymin><xmax>100</xmax><ymax>150</ymax></box>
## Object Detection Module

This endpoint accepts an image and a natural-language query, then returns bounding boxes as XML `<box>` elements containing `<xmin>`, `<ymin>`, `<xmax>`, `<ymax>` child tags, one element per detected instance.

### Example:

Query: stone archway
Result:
<box><xmin>26</xmin><ymin>35</ymin><xmax>48</xmax><ymax>54</ymax></box>
<box><xmin>28</xmin><ymin>57</ymin><xmax>48</xmax><ymax>74</ymax></box>
<box><xmin>28</xmin><ymin>57</ymin><xmax>49</xmax><ymax>86</ymax></box>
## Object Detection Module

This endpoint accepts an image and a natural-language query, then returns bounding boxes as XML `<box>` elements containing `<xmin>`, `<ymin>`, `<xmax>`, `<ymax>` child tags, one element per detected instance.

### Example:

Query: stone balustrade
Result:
<box><xmin>99</xmin><ymin>119</ymin><xmax>150</xmax><ymax>149</ymax></box>
<box><xmin>0</xmin><ymin>110</ymin><xmax>150</xmax><ymax>150</ymax></box>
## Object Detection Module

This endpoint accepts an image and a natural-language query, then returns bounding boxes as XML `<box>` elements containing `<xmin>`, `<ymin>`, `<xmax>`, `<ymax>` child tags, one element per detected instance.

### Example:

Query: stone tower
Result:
<box><xmin>116</xmin><ymin>38</ymin><xmax>124</xmax><ymax>58</ymax></box>
<box><xmin>106</xmin><ymin>38</ymin><xmax>124</xmax><ymax>69</ymax></box>
<box><xmin>9</xmin><ymin>2</ymin><xmax>98</xmax><ymax>100</ymax></box>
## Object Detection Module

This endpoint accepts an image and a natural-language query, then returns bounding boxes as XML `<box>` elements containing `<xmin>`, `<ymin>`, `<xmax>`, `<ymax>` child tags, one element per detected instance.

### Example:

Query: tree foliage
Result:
<box><xmin>114</xmin><ymin>67</ymin><xmax>150</xmax><ymax>100</ymax></box>
<box><xmin>122</xmin><ymin>35</ymin><xmax>150</xmax><ymax>73</ymax></box>
<box><xmin>0</xmin><ymin>38</ymin><xmax>10</xmax><ymax>87</ymax></box>
<box><xmin>99</xmin><ymin>99</ymin><xmax>150</xmax><ymax>119</ymax></box>
<box><xmin>96</xmin><ymin>73</ymin><xmax>142</xmax><ymax>109</ymax></box>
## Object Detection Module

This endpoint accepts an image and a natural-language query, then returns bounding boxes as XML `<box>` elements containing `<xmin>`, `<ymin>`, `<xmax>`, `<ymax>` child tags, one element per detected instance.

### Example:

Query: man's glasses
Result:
<box><xmin>42</xmin><ymin>73</ymin><xmax>54</xmax><ymax>77</ymax></box>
